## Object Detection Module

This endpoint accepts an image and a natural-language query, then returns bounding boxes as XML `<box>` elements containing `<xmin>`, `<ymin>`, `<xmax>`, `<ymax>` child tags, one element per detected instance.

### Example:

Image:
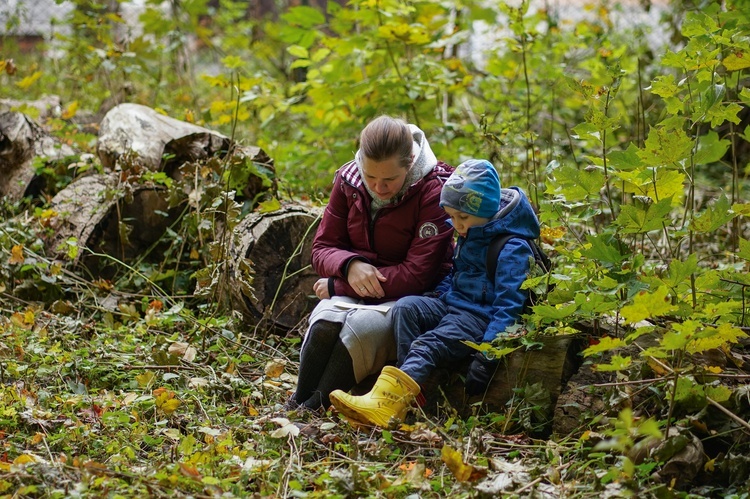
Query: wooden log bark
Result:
<box><xmin>97</xmin><ymin>103</ymin><xmax>230</xmax><ymax>172</ymax></box>
<box><xmin>0</xmin><ymin>111</ymin><xmax>76</xmax><ymax>201</ymax></box>
<box><xmin>227</xmin><ymin>205</ymin><xmax>323</xmax><ymax>329</ymax></box>
<box><xmin>0</xmin><ymin>95</ymin><xmax>62</xmax><ymax>120</ymax></box>
<box><xmin>44</xmin><ymin>173</ymin><xmax>181</xmax><ymax>279</ymax></box>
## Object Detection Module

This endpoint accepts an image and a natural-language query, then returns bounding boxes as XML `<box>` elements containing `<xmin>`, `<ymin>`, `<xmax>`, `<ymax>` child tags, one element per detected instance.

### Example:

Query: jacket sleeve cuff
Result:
<box><xmin>327</xmin><ymin>278</ymin><xmax>336</xmax><ymax>298</ymax></box>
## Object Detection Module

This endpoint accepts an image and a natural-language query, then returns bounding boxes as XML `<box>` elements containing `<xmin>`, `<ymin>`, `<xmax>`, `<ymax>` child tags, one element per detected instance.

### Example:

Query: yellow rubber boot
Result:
<box><xmin>329</xmin><ymin>366</ymin><xmax>420</xmax><ymax>427</ymax></box>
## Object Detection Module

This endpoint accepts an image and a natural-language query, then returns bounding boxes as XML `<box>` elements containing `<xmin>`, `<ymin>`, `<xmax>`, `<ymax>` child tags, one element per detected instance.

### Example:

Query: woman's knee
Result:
<box><xmin>307</xmin><ymin>319</ymin><xmax>341</xmax><ymax>342</ymax></box>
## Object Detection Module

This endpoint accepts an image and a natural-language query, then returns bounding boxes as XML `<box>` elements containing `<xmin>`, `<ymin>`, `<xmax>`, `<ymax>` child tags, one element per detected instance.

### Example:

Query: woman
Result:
<box><xmin>289</xmin><ymin>115</ymin><xmax>455</xmax><ymax>410</ymax></box>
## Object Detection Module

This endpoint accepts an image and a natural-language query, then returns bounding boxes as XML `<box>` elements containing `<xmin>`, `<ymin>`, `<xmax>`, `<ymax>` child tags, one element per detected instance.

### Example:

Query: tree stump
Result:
<box><xmin>97</xmin><ymin>103</ymin><xmax>230</xmax><ymax>172</ymax></box>
<box><xmin>0</xmin><ymin>111</ymin><xmax>76</xmax><ymax>201</ymax></box>
<box><xmin>421</xmin><ymin>333</ymin><xmax>586</xmax><ymax>433</ymax></box>
<box><xmin>227</xmin><ymin>205</ymin><xmax>323</xmax><ymax>329</ymax></box>
<box><xmin>44</xmin><ymin>173</ymin><xmax>181</xmax><ymax>279</ymax></box>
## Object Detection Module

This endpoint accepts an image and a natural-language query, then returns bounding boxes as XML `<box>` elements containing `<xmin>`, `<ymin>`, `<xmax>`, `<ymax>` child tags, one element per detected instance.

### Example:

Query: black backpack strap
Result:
<box><xmin>485</xmin><ymin>233</ymin><xmax>516</xmax><ymax>282</ymax></box>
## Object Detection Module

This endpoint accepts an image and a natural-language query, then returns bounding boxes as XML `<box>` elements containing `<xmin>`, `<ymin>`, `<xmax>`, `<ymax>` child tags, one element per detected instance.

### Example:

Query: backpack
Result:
<box><xmin>485</xmin><ymin>234</ymin><xmax>552</xmax><ymax>310</ymax></box>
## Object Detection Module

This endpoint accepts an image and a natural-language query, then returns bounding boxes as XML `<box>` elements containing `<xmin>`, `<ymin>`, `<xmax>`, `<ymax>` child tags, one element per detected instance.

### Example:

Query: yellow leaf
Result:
<box><xmin>541</xmin><ymin>226</ymin><xmax>566</xmax><ymax>244</ymax></box>
<box><xmin>441</xmin><ymin>445</ymin><xmax>472</xmax><ymax>482</ymax></box>
<box><xmin>13</xmin><ymin>454</ymin><xmax>37</xmax><ymax>465</ymax></box>
<box><xmin>9</xmin><ymin>244</ymin><xmax>24</xmax><ymax>264</ymax></box>
<box><xmin>621</xmin><ymin>286</ymin><xmax>677</xmax><ymax>324</ymax></box>
<box><xmin>23</xmin><ymin>309</ymin><xmax>35</xmax><ymax>325</ymax></box>
<box><xmin>136</xmin><ymin>371</ymin><xmax>156</xmax><ymax>388</ymax></box>
<box><xmin>190</xmin><ymin>248</ymin><xmax>200</xmax><ymax>260</ymax></box>
<box><xmin>160</xmin><ymin>398</ymin><xmax>181</xmax><ymax>415</ymax></box>
<box><xmin>15</xmin><ymin>71</ymin><xmax>42</xmax><ymax>89</ymax></box>
<box><xmin>61</xmin><ymin>101</ymin><xmax>78</xmax><ymax>120</ymax></box>
<box><xmin>264</xmin><ymin>358</ymin><xmax>286</xmax><ymax>378</ymax></box>
<box><xmin>723</xmin><ymin>53</ymin><xmax>750</xmax><ymax>71</ymax></box>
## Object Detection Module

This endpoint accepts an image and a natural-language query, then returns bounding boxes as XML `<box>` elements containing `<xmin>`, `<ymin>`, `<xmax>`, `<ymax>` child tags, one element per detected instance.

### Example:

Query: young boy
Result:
<box><xmin>329</xmin><ymin>159</ymin><xmax>541</xmax><ymax>427</ymax></box>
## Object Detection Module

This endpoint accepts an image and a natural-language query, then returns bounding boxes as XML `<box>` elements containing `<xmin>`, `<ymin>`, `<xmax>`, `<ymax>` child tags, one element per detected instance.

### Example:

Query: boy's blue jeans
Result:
<box><xmin>392</xmin><ymin>295</ymin><xmax>489</xmax><ymax>385</ymax></box>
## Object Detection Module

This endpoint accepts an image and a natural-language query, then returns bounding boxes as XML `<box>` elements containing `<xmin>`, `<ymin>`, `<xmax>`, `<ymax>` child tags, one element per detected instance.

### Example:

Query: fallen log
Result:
<box><xmin>97</xmin><ymin>103</ymin><xmax>230</xmax><ymax>172</ymax></box>
<box><xmin>0</xmin><ymin>95</ymin><xmax>62</xmax><ymax>120</ymax></box>
<box><xmin>0</xmin><ymin>111</ymin><xmax>76</xmax><ymax>201</ymax></box>
<box><xmin>226</xmin><ymin>205</ymin><xmax>323</xmax><ymax>329</ymax></box>
<box><xmin>44</xmin><ymin>173</ymin><xmax>181</xmax><ymax>279</ymax></box>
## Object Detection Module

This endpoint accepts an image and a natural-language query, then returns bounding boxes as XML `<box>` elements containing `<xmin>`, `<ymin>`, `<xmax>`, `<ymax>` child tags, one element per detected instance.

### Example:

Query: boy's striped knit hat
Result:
<box><xmin>440</xmin><ymin>159</ymin><xmax>501</xmax><ymax>218</ymax></box>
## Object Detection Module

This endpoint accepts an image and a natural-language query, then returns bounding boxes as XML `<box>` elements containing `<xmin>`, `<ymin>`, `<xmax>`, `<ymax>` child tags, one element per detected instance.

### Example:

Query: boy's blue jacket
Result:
<box><xmin>435</xmin><ymin>187</ymin><xmax>540</xmax><ymax>342</ymax></box>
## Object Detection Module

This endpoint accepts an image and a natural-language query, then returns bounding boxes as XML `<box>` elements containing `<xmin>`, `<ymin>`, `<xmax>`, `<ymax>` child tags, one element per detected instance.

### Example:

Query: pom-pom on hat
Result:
<box><xmin>440</xmin><ymin>159</ymin><xmax>501</xmax><ymax>218</ymax></box>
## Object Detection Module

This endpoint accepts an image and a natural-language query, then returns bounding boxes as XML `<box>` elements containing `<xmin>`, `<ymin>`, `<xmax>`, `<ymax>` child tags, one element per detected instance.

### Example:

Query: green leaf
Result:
<box><xmin>673</xmin><ymin>377</ymin><xmax>706</xmax><ymax>412</ymax></box>
<box><xmin>550</xmin><ymin>163</ymin><xmax>605</xmax><ymax>200</ymax></box>
<box><xmin>581</xmin><ymin>234</ymin><xmax>628</xmax><ymax>266</ymax></box>
<box><xmin>571</xmin><ymin>122</ymin><xmax>601</xmax><ymax>142</ymax></box>
<box><xmin>690</xmin><ymin>194</ymin><xmax>735</xmax><ymax>233</ymax></box>
<box><xmin>614</xmin><ymin>198</ymin><xmax>672</xmax><ymax>234</ymax></box>
<box><xmin>529</xmin><ymin>303</ymin><xmax>577</xmax><ymax>320</ymax></box>
<box><xmin>607</xmin><ymin>143</ymin><xmax>642</xmax><ymax>171</ymax></box>
<box><xmin>621</xmin><ymin>286</ymin><xmax>677</xmax><ymax>324</ymax></box>
<box><xmin>705</xmin><ymin>385</ymin><xmax>732</xmax><ymax>403</ymax></box>
<box><xmin>595</xmin><ymin>355</ymin><xmax>632</xmax><ymax>372</ymax></box>
<box><xmin>681</xmin><ymin>11</ymin><xmax>719</xmax><ymax>37</ymax></box>
<box><xmin>258</xmin><ymin>198</ymin><xmax>282</xmax><ymax>213</ymax></box>
<box><xmin>694</xmin><ymin>131</ymin><xmax>730</xmax><ymax>165</ymax></box>
<box><xmin>287</xmin><ymin>45</ymin><xmax>309</xmax><ymax>58</ymax></box>
<box><xmin>583</xmin><ymin>336</ymin><xmax>626</xmax><ymax>357</ymax></box>
<box><xmin>687</xmin><ymin>323</ymin><xmax>747</xmax><ymax>353</ymax></box>
<box><xmin>706</xmin><ymin>102</ymin><xmax>743</xmax><ymax>128</ymax></box>
<box><xmin>663</xmin><ymin>253</ymin><xmax>699</xmax><ymax>288</ymax></box>
<box><xmin>617</xmin><ymin>168</ymin><xmax>685</xmax><ymax>205</ymax></box>
<box><xmin>636</xmin><ymin>418</ymin><xmax>662</xmax><ymax>439</ymax></box>
<box><xmin>638</xmin><ymin>125</ymin><xmax>694</xmax><ymax>167</ymax></box>
<box><xmin>649</xmin><ymin>74</ymin><xmax>679</xmax><ymax>98</ymax></box>
<box><xmin>281</xmin><ymin>6</ymin><xmax>326</xmax><ymax>28</ymax></box>
<box><xmin>737</xmin><ymin>238</ymin><xmax>750</xmax><ymax>261</ymax></box>
<box><xmin>221</xmin><ymin>55</ymin><xmax>244</xmax><ymax>69</ymax></box>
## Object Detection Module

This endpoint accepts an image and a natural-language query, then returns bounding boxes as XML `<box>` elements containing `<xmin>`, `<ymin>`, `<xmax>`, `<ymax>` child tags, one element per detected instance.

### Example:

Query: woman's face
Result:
<box><xmin>361</xmin><ymin>156</ymin><xmax>410</xmax><ymax>201</ymax></box>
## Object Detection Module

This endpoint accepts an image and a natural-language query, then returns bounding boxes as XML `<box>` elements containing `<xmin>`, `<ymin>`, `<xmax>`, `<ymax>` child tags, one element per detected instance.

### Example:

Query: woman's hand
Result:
<box><xmin>347</xmin><ymin>260</ymin><xmax>387</xmax><ymax>298</ymax></box>
<box><xmin>313</xmin><ymin>278</ymin><xmax>331</xmax><ymax>299</ymax></box>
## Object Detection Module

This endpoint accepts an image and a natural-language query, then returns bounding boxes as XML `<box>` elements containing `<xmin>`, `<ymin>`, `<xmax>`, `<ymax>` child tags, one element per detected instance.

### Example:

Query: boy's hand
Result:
<box><xmin>464</xmin><ymin>353</ymin><xmax>499</xmax><ymax>396</ymax></box>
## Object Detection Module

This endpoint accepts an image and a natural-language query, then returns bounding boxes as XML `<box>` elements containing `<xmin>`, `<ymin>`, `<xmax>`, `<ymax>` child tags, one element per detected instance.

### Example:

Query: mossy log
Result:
<box><xmin>418</xmin><ymin>334</ymin><xmax>587</xmax><ymax>431</ymax></box>
<box><xmin>228</xmin><ymin>205</ymin><xmax>323</xmax><ymax>329</ymax></box>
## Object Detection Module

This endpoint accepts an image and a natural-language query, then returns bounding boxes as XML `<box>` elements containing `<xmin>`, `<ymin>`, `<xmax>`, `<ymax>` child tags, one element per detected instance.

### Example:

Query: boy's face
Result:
<box><xmin>443</xmin><ymin>206</ymin><xmax>490</xmax><ymax>238</ymax></box>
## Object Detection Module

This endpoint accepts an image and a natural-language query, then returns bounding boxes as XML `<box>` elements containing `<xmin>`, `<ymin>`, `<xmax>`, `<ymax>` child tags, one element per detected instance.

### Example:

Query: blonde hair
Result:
<box><xmin>359</xmin><ymin>116</ymin><xmax>413</xmax><ymax>169</ymax></box>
